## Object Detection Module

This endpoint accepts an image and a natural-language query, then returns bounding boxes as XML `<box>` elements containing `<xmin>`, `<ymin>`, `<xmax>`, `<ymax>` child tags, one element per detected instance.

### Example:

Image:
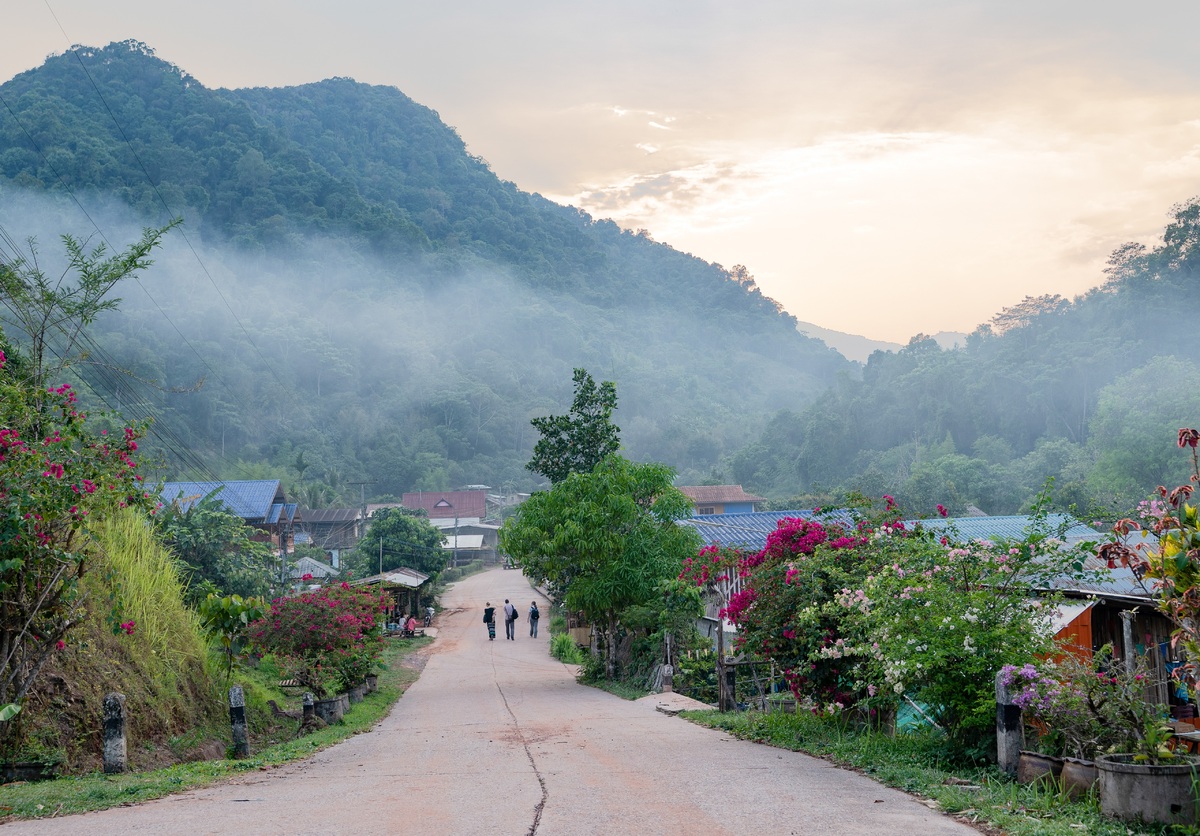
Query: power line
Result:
<box><xmin>0</xmin><ymin>52</ymin><xmax>284</xmax><ymax>482</ymax></box>
<box><xmin>50</xmin><ymin>40</ymin><xmax>290</xmax><ymax>394</ymax></box>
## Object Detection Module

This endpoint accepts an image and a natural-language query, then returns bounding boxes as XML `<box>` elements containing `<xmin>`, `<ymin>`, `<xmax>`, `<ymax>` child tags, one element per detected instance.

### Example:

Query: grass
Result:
<box><xmin>549</xmin><ymin>633</ymin><xmax>586</xmax><ymax>664</ymax></box>
<box><xmin>582</xmin><ymin>677</ymin><xmax>651</xmax><ymax>701</ymax></box>
<box><xmin>0</xmin><ymin>636</ymin><xmax>430</xmax><ymax>821</ymax></box>
<box><xmin>683</xmin><ymin>709</ymin><xmax>1177</xmax><ymax>836</ymax></box>
<box><xmin>439</xmin><ymin>560</ymin><xmax>486</xmax><ymax>584</ymax></box>
<box><xmin>7</xmin><ymin>510</ymin><xmax>223</xmax><ymax>772</ymax></box>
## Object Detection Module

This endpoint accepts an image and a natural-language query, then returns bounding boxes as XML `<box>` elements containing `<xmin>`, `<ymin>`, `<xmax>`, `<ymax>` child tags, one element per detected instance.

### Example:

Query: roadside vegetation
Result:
<box><xmin>0</xmin><ymin>227</ymin><xmax>443</xmax><ymax>801</ymax></box>
<box><xmin>683</xmin><ymin>710</ymin><xmax>1168</xmax><ymax>836</ymax></box>
<box><xmin>0</xmin><ymin>637</ymin><xmax>428</xmax><ymax>821</ymax></box>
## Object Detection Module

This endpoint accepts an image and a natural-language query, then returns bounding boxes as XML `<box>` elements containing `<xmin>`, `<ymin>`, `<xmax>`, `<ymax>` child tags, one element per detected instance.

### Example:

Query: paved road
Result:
<box><xmin>6</xmin><ymin>568</ymin><xmax>976</xmax><ymax>835</ymax></box>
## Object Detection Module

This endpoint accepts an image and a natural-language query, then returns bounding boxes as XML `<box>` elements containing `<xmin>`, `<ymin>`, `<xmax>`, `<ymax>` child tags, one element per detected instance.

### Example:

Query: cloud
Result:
<box><xmin>551</xmin><ymin>74</ymin><xmax>1200</xmax><ymax>343</ymax></box>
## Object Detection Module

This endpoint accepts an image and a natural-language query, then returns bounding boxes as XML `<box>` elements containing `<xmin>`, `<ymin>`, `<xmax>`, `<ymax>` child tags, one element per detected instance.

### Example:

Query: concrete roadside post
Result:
<box><xmin>995</xmin><ymin>670</ymin><xmax>1022</xmax><ymax>777</ymax></box>
<box><xmin>303</xmin><ymin>692</ymin><xmax>315</xmax><ymax>724</ymax></box>
<box><xmin>102</xmin><ymin>693</ymin><xmax>127</xmax><ymax>774</ymax></box>
<box><xmin>229</xmin><ymin>685</ymin><xmax>250</xmax><ymax>758</ymax></box>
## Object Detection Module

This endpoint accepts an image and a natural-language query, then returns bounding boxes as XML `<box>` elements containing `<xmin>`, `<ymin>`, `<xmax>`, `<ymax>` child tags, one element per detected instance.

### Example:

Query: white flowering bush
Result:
<box><xmin>863</xmin><ymin>534</ymin><xmax>1063</xmax><ymax>754</ymax></box>
<box><xmin>690</xmin><ymin>490</ymin><xmax>1093</xmax><ymax>760</ymax></box>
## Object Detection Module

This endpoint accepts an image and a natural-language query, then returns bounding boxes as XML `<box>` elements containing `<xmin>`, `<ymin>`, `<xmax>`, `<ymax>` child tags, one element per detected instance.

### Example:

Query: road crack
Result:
<box><xmin>493</xmin><ymin>663</ymin><xmax>548</xmax><ymax>835</ymax></box>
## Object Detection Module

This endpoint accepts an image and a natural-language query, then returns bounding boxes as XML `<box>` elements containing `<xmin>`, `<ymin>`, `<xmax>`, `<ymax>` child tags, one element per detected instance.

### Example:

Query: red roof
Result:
<box><xmin>401</xmin><ymin>490</ymin><xmax>488</xmax><ymax>520</ymax></box>
<box><xmin>677</xmin><ymin>485</ymin><xmax>766</xmax><ymax>505</ymax></box>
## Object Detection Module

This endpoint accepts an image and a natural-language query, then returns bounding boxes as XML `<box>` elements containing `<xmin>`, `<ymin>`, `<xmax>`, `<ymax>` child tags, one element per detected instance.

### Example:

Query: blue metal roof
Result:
<box><xmin>160</xmin><ymin>480</ymin><xmax>282</xmax><ymax>521</ymax></box>
<box><xmin>679</xmin><ymin>510</ymin><xmax>859</xmax><ymax>552</ymax></box>
<box><xmin>266</xmin><ymin>502</ymin><xmax>298</xmax><ymax>525</ymax></box>
<box><xmin>912</xmin><ymin>514</ymin><xmax>1101</xmax><ymax>547</ymax></box>
<box><xmin>680</xmin><ymin>511</ymin><xmax>1102</xmax><ymax>555</ymax></box>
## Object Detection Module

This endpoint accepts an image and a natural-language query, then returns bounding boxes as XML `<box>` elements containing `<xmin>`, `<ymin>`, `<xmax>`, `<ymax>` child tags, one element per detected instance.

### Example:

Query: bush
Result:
<box><xmin>675</xmin><ymin>650</ymin><xmax>718</xmax><ymax>704</ymax></box>
<box><xmin>685</xmin><ymin>494</ymin><xmax>1092</xmax><ymax>758</ymax></box>
<box><xmin>550</xmin><ymin>633</ymin><xmax>585</xmax><ymax>665</ymax></box>
<box><xmin>249</xmin><ymin>583</ymin><xmax>386</xmax><ymax>696</ymax></box>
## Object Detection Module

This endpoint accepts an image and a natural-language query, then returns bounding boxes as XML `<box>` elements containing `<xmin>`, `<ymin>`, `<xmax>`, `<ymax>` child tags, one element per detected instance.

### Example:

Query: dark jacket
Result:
<box><xmin>483</xmin><ymin>606</ymin><xmax>495</xmax><ymax>624</ymax></box>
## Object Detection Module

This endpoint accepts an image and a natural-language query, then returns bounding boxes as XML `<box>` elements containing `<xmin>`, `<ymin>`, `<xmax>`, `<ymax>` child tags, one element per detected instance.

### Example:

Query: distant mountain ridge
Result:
<box><xmin>795</xmin><ymin>321</ymin><xmax>967</xmax><ymax>363</ymax></box>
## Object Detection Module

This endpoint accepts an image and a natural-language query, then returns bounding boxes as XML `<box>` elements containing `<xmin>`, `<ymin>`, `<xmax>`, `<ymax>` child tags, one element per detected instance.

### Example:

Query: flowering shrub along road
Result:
<box><xmin>249</xmin><ymin>582</ymin><xmax>387</xmax><ymax>698</ymax></box>
<box><xmin>682</xmin><ymin>493</ymin><xmax>1092</xmax><ymax>757</ymax></box>
<box><xmin>0</xmin><ymin>349</ymin><xmax>152</xmax><ymax>712</ymax></box>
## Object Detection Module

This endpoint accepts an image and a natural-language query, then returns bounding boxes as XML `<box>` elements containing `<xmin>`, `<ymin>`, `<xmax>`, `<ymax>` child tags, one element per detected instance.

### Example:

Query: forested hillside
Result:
<box><xmin>0</xmin><ymin>41</ymin><xmax>847</xmax><ymax>501</ymax></box>
<box><xmin>732</xmin><ymin>197</ymin><xmax>1200</xmax><ymax>518</ymax></box>
<box><xmin>4</xmin><ymin>40</ymin><xmax>1196</xmax><ymax>518</ymax></box>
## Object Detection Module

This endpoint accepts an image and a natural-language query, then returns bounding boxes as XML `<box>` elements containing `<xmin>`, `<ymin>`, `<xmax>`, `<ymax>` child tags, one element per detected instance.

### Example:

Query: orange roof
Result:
<box><xmin>677</xmin><ymin>485</ymin><xmax>766</xmax><ymax>504</ymax></box>
<box><xmin>401</xmin><ymin>490</ymin><xmax>488</xmax><ymax>519</ymax></box>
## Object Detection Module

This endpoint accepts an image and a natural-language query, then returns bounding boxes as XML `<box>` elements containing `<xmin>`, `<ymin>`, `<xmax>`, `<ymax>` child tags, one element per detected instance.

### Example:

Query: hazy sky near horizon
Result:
<box><xmin>7</xmin><ymin>1</ymin><xmax>1200</xmax><ymax>343</ymax></box>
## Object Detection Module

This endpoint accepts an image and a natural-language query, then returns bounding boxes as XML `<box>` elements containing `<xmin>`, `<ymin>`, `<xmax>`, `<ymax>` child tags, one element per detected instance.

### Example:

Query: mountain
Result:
<box><xmin>0</xmin><ymin>41</ymin><xmax>852</xmax><ymax>498</ymax></box>
<box><xmin>734</xmin><ymin>201</ymin><xmax>1200</xmax><ymax>516</ymax></box>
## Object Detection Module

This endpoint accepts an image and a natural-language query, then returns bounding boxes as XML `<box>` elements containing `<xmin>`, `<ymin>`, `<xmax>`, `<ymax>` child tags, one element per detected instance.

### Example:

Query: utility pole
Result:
<box><xmin>347</xmin><ymin>480</ymin><xmax>376</xmax><ymax>534</ymax></box>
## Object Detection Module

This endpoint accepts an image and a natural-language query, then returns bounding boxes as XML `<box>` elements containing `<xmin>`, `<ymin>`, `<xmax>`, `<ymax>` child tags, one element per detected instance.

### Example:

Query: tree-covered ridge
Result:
<box><xmin>733</xmin><ymin>198</ymin><xmax>1200</xmax><ymax>517</ymax></box>
<box><xmin>0</xmin><ymin>40</ymin><xmax>820</xmax><ymax>325</ymax></box>
<box><xmin>0</xmin><ymin>41</ymin><xmax>847</xmax><ymax>499</ymax></box>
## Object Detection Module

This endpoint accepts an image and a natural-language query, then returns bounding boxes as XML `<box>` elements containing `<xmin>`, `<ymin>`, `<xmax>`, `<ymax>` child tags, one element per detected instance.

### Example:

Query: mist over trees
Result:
<box><xmin>1</xmin><ymin>40</ymin><xmax>1197</xmax><ymax>519</ymax></box>
<box><xmin>731</xmin><ymin>197</ymin><xmax>1200</xmax><ymax>518</ymax></box>
<box><xmin>0</xmin><ymin>41</ymin><xmax>845</xmax><ymax>503</ymax></box>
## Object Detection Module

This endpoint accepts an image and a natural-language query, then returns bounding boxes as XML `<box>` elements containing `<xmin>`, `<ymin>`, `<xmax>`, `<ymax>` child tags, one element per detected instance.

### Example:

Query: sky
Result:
<box><xmin>6</xmin><ymin>1</ymin><xmax>1200</xmax><ymax>343</ymax></box>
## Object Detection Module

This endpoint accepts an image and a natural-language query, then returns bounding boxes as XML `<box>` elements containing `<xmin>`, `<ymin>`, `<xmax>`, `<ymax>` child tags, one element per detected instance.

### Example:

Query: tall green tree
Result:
<box><xmin>500</xmin><ymin>455</ymin><xmax>699</xmax><ymax>677</ymax></box>
<box><xmin>348</xmin><ymin>507</ymin><xmax>446</xmax><ymax>578</ymax></box>
<box><xmin>526</xmin><ymin>368</ymin><xmax>620</xmax><ymax>484</ymax></box>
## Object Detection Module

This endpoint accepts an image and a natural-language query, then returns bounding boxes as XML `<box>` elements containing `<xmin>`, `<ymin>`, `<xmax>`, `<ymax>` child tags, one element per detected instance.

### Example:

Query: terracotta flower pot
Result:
<box><xmin>1017</xmin><ymin>750</ymin><xmax>1064</xmax><ymax>786</ymax></box>
<box><xmin>1059</xmin><ymin>757</ymin><xmax>1099</xmax><ymax>800</ymax></box>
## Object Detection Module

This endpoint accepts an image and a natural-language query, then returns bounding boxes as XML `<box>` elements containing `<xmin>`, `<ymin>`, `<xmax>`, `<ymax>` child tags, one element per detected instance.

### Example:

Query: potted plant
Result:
<box><xmin>1097</xmin><ymin>718</ymin><xmax>1200</xmax><ymax>826</ymax></box>
<box><xmin>1091</xmin><ymin>429</ymin><xmax>1200</xmax><ymax>822</ymax></box>
<box><xmin>1002</xmin><ymin>646</ymin><xmax>1182</xmax><ymax>801</ymax></box>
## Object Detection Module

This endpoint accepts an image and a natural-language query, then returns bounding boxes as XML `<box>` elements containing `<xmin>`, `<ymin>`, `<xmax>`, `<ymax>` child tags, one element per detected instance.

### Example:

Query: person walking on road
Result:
<box><xmin>483</xmin><ymin>602</ymin><xmax>496</xmax><ymax>641</ymax></box>
<box><xmin>529</xmin><ymin>601</ymin><xmax>540</xmax><ymax>637</ymax></box>
<box><xmin>503</xmin><ymin>599</ymin><xmax>517</xmax><ymax>640</ymax></box>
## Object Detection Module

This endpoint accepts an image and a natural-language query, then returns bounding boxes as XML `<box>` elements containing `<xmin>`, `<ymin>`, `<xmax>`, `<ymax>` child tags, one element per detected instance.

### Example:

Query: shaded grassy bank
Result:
<box><xmin>0</xmin><ymin>636</ymin><xmax>430</xmax><ymax>822</ymax></box>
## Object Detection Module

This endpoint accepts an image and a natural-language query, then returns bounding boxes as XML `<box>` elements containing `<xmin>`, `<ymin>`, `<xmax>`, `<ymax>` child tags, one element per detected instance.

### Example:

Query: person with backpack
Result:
<box><xmin>529</xmin><ymin>601</ymin><xmax>540</xmax><ymax>638</ymax></box>
<box><xmin>503</xmin><ymin>599</ymin><xmax>517</xmax><ymax>640</ymax></box>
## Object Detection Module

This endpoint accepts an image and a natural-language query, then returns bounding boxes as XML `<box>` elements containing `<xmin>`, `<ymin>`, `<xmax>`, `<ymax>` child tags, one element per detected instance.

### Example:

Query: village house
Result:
<box><xmin>296</xmin><ymin>506</ymin><xmax>364</xmax><ymax>567</ymax></box>
<box><xmin>159</xmin><ymin>479</ymin><xmax>299</xmax><ymax>557</ymax></box>
<box><xmin>400</xmin><ymin>489</ymin><xmax>492</xmax><ymax>522</ymax></box>
<box><xmin>676</xmin><ymin>485</ymin><xmax>766</xmax><ymax>516</ymax></box>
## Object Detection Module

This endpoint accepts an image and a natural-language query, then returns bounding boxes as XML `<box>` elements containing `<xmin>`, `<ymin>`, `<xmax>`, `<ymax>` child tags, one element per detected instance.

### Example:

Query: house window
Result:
<box><xmin>697</xmin><ymin>506</ymin><xmax>716</xmax><ymax>515</ymax></box>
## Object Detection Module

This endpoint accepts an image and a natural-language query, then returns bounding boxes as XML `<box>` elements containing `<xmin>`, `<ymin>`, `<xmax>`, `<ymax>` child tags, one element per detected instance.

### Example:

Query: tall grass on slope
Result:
<box><xmin>92</xmin><ymin>509</ymin><xmax>210</xmax><ymax>675</ymax></box>
<box><xmin>13</xmin><ymin>509</ymin><xmax>223</xmax><ymax>772</ymax></box>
